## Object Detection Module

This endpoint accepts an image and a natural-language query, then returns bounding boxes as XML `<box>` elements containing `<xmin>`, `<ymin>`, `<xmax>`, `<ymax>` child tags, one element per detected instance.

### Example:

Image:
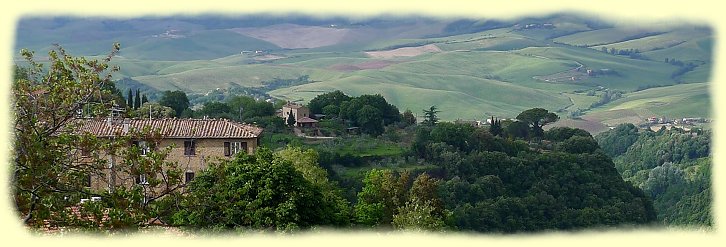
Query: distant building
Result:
<box><xmin>280</xmin><ymin>102</ymin><xmax>318</xmax><ymax>127</ymax></box>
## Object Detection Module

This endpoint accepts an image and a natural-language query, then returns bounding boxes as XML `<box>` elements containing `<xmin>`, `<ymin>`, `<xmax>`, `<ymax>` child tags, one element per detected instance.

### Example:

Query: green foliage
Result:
<box><xmin>596</xmin><ymin>125</ymin><xmax>712</xmax><ymax>227</ymax></box>
<box><xmin>130</xmin><ymin>102</ymin><xmax>175</xmax><ymax>119</ymax></box>
<box><xmin>134</xmin><ymin>89</ymin><xmax>142</xmax><ymax>109</ymax></box>
<box><xmin>555</xmin><ymin>136</ymin><xmax>600</xmax><ymax>154</ymax></box>
<box><xmin>354</xmin><ymin>169</ymin><xmax>410</xmax><ymax>226</ymax></box>
<box><xmin>226</xmin><ymin>95</ymin><xmax>276</xmax><ymax>121</ymax></box>
<box><xmin>504</xmin><ymin>120</ymin><xmax>529</xmax><ymax>139</ymax></box>
<box><xmin>158</xmin><ymin>90</ymin><xmax>190</xmax><ymax>117</ymax></box>
<box><xmin>544</xmin><ymin>127</ymin><xmax>592</xmax><ymax>142</ymax></box>
<box><xmin>308</xmin><ymin>90</ymin><xmax>350</xmax><ymax>115</ymax></box>
<box><xmin>354</xmin><ymin>170</ymin><xmax>445</xmax><ymax>229</ymax></box>
<box><xmin>286</xmin><ymin>109</ymin><xmax>296</xmax><ymax>126</ymax></box>
<box><xmin>392</xmin><ymin>198</ymin><xmax>446</xmax><ymax>231</ymax></box>
<box><xmin>195</xmin><ymin>101</ymin><xmax>233</xmax><ymax>119</ymax></box>
<box><xmin>516</xmin><ymin>108</ymin><xmax>559</xmax><ymax>138</ymax></box>
<box><xmin>488</xmin><ymin>117</ymin><xmax>503</xmax><ymax>137</ymax></box>
<box><xmin>422</xmin><ymin>106</ymin><xmax>440</xmax><ymax>126</ymax></box>
<box><xmin>402</xmin><ymin>109</ymin><xmax>417</xmax><ymax>127</ymax></box>
<box><xmin>173</xmin><ymin>148</ymin><xmax>342</xmax><ymax>231</ymax></box>
<box><xmin>356</xmin><ymin>105</ymin><xmax>384</xmax><ymax>136</ymax></box>
<box><xmin>309</xmin><ymin>91</ymin><xmax>400</xmax><ymax>136</ymax></box>
<box><xmin>13</xmin><ymin>44</ymin><xmax>183</xmax><ymax>229</ymax></box>
<box><xmin>127</xmin><ymin>88</ymin><xmax>134</xmax><ymax>110</ymax></box>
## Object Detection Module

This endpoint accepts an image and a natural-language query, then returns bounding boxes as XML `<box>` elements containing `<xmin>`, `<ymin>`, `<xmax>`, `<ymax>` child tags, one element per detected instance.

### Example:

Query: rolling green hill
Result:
<box><xmin>589</xmin><ymin>82</ymin><xmax>710</xmax><ymax>119</ymax></box>
<box><xmin>15</xmin><ymin>14</ymin><xmax>713</xmax><ymax>123</ymax></box>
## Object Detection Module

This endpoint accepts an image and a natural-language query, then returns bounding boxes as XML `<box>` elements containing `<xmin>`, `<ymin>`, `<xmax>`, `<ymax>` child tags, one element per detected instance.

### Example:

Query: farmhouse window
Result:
<box><xmin>224</xmin><ymin>141</ymin><xmax>247</xmax><ymax>156</ymax></box>
<box><xmin>184</xmin><ymin>140</ymin><xmax>196</xmax><ymax>156</ymax></box>
<box><xmin>185</xmin><ymin>171</ymin><xmax>195</xmax><ymax>183</ymax></box>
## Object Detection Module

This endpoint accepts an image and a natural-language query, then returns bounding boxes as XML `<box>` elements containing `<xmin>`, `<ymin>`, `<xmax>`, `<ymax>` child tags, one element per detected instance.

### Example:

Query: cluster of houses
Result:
<box><xmin>645</xmin><ymin>116</ymin><xmax>708</xmax><ymax>133</ymax></box>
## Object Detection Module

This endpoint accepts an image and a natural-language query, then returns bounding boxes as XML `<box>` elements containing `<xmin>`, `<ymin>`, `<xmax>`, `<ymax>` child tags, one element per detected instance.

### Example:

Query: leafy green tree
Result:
<box><xmin>544</xmin><ymin>127</ymin><xmax>591</xmax><ymax>141</ymax></box>
<box><xmin>158</xmin><ymin>90</ymin><xmax>190</xmax><ymax>117</ymax></box>
<box><xmin>276</xmin><ymin>147</ymin><xmax>351</xmax><ymax>226</ymax></box>
<box><xmin>13</xmin><ymin>44</ymin><xmax>183</xmax><ymax>229</ymax></box>
<box><xmin>308</xmin><ymin>90</ymin><xmax>350</xmax><ymax>115</ymax></box>
<box><xmin>141</xmin><ymin>94</ymin><xmax>148</xmax><ymax>105</ymax></box>
<box><xmin>226</xmin><ymin>95</ymin><xmax>275</xmax><ymax>121</ymax></box>
<box><xmin>131</xmin><ymin>102</ymin><xmax>175</xmax><ymax>119</ymax></box>
<box><xmin>402</xmin><ymin>109</ymin><xmax>416</xmax><ymax>126</ymax></box>
<box><xmin>173</xmin><ymin>148</ymin><xmax>334</xmax><ymax>231</ymax></box>
<box><xmin>505</xmin><ymin>120</ymin><xmax>529</xmax><ymax>139</ymax></box>
<box><xmin>134</xmin><ymin>88</ymin><xmax>141</xmax><ymax>109</ymax></box>
<box><xmin>422</xmin><ymin>106</ymin><xmax>440</xmax><ymax>126</ymax></box>
<box><xmin>322</xmin><ymin>104</ymin><xmax>339</xmax><ymax>117</ymax></box>
<box><xmin>357</xmin><ymin>105</ymin><xmax>384</xmax><ymax>136</ymax></box>
<box><xmin>556</xmin><ymin>135</ymin><xmax>600</xmax><ymax>154</ymax></box>
<box><xmin>196</xmin><ymin>101</ymin><xmax>232</xmax><ymax>119</ymax></box>
<box><xmin>354</xmin><ymin>169</ymin><xmax>410</xmax><ymax>226</ymax></box>
<box><xmin>516</xmin><ymin>108</ymin><xmax>559</xmax><ymax>138</ymax></box>
<box><xmin>392</xmin><ymin>198</ymin><xmax>445</xmax><ymax>231</ymax></box>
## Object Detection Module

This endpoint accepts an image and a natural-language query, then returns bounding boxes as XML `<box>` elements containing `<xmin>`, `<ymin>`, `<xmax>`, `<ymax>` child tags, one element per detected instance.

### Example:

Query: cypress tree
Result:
<box><xmin>134</xmin><ymin>89</ymin><xmax>142</xmax><ymax>109</ymax></box>
<box><xmin>127</xmin><ymin>88</ymin><xmax>134</xmax><ymax>109</ymax></box>
<box><xmin>141</xmin><ymin>94</ymin><xmax>149</xmax><ymax>105</ymax></box>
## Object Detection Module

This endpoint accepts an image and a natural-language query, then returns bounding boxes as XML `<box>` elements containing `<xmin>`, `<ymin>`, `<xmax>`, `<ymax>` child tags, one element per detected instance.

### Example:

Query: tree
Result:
<box><xmin>158</xmin><ymin>90</ymin><xmax>189</xmax><ymax>117</ymax></box>
<box><xmin>357</xmin><ymin>105</ymin><xmax>384</xmax><ymax>136</ymax></box>
<box><xmin>488</xmin><ymin>116</ymin><xmax>503</xmax><ymax>137</ymax></box>
<box><xmin>354</xmin><ymin>169</ymin><xmax>410</xmax><ymax>226</ymax></box>
<box><xmin>275</xmin><ymin>147</ymin><xmax>351</xmax><ymax>225</ymax></box>
<box><xmin>422</xmin><ymin>106</ymin><xmax>440</xmax><ymax>126</ymax></box>
<box><xmin>308</xmin><ymin>90</ymin><xmax>350</xmax><ymax>115</ymax></box>
<box><xmin>515</xmin><ymin>108</ymin><xmax>559</xmax><ymax>138</ymax></box>
<box><xmin>286</xmin><ymin>109</ymin><xmax>296</xmax><ymax>126</ymax></box>
<box><xmin>131</xmin><ymin>102</ymin><xmax>175</xmax><ymax>119</ymax></box>
<box><xmin>505</xmin><ymin>120</ymin><xmax>529</xmax><ymax>139</ymax></box>
<box><xmin>402</xmin><ymin>109</ymin><xmax>416</xmax><ymax>126</ymax></box>
<box><xmin>134</xmin><ymin>89</ymin><xmax>141</xmax><ymax>109</ymax></box>
<box><xmin>127</xmin><ymin>88</ymin><xmax>134</xmax><ymax>110</ymax></box>
<box><xmin>226</xmin><ymin>95</ymin><xmax>275</xmax><ymax>121</ymax></box>
<box><xmin>141</xmin><ymin>94</ymin><xmax>148</xmax><ymax>105</ymax></box>
<box><xmin>196</xmin><ymin>101</ymin><xmax>232</xmax><ymax>119</ymax></box>
<box><xmin>13</xmin><ymin>44</ymin><xmax>183</xmax><ymax>228</ymax></box>
<box><xmin>172</xmin><ymin>148</ymin><xmax>335</xmax><ymax>230</ymax></box>
<box><xmin>322</xmin><ymin>105</ymin><xmax>339</xmax><ymax>117</ymax></box>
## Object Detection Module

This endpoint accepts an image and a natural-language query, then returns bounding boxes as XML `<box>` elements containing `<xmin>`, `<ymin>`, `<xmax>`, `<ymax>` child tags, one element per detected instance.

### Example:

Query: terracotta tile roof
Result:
<box><xmin>297</xmin><ymin>117</ymin><xmax>318</xmax><ymax>123</ymax></box>
<box><xmin>283</xmin><ymin>103</ymin><xmax>305</xmax><ymax>109</ymax></box>
<box><xmin>71</xmin><ymin>118</ymin><xmax>263</xmax><ymax>139</ymax></box>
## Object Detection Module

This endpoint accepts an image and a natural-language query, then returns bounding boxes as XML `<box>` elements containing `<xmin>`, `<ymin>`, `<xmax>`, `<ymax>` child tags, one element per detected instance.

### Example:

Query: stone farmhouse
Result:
<box><xmin>280</xmin><ymin>102</ymin><xmax>318</xmax><ymax>127</ymax></box>
<box><xmin>73</xmin><ymin>117</ymin><xmax>263</xmax><ymax>192</ymax></box>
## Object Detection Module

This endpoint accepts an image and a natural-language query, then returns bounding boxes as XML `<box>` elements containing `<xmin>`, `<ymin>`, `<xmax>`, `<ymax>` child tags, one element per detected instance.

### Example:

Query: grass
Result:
<box><xmin>517</xmin><ymin>46</ymin><xmax>681</xmax><ymax>91</ymax></box>
<box><xmin>587</xmin><ymin>83</ymin><xmax>710</xmax><ymax>119</ymax></box>
<box><xmin>592</xmin><ymin>28</ymin><xmax>711</xmax><ymax>53</ymax></box>
<box><xmin>642</xmin><ymin>36</ymin><xmax>714</xmax><ymax>63</ymax></box>
<box><xmin>269</xmin><ymin>50</ymin><xmax>577</xmax><ymax>120</ymax></box>
<box><xmin>553</xmin><ymin>26</ymin><xmax>669</xmax><ymax>47</ymax></box>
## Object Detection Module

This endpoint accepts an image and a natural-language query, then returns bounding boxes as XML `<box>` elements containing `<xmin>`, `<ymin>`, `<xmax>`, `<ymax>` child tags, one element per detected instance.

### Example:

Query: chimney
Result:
<box><xmin>122</xmin><ymin>118</ymin><xmax>130</xmax><ymax>134</ymax></box>
<box><xmin>106</xmin><ymin>116</ymin><xmax>113</xmax><ymax>128</ymax></box>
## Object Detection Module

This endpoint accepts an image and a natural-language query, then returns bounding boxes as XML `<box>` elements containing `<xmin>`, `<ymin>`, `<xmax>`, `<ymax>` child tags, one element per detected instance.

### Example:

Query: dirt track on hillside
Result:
<box><xmin>365</xmin><ymin>44</ymin><xmax>442</xmax><ymax>59</ymax></box>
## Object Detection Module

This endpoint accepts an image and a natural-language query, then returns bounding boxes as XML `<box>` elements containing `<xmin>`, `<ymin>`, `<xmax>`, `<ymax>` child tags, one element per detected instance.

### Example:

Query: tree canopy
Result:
<box><xmin>158</xmin><ymin>90</ymin><xmax>190</xmax><ymax>117</ymax></box>
<box><xmin>516</xmin><ymin>108</ymin><xmax>559</xmax><ymax>138</ymax></box>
